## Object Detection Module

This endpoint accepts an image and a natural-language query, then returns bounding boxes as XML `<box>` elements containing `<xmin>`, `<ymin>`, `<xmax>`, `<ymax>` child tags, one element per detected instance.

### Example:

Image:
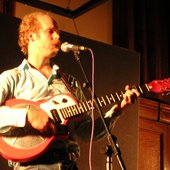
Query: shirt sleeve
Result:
<box><xmin>0</xmin><ymin>106</ymin><xmax>27</xmax><ymax>134</ymax></box>
<box><xmin>0</xmin><ymin>69</ymin><xmax>28</xmax><ymax>134</ymax></box>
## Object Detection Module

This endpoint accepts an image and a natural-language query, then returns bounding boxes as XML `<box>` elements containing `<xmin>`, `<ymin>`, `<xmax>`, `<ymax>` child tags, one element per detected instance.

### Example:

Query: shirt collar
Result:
<box><xmin>18</xmin><ymin>59</ymin><xmax>31</xmax><ymax>71</ymax></box>
<box><xmin>18</xmin><ymin>59</ymin><xmax>61</xmax><ymax>84</ymax></box>
<box><xmin>48</xmin><ymin>64</ymin><xmax>61</xmax><ymax>84</ymax></box>
<box><xmin>18</xmin><ymin>60</ymin><xmax>60</xmax><ymax>74</ymax></box>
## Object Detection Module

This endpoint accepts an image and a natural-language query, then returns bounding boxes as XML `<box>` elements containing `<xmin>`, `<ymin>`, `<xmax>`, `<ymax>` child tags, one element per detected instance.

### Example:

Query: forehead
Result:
<box><xmin>37</xmin><ymin>14</ymin><xmax>58</xmax><ymax>30</ymax></box>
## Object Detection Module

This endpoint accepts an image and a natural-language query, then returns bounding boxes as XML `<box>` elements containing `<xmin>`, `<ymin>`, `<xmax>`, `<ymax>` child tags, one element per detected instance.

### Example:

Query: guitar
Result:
<box><xmin>0</xmin><ymin>79</ymin><xmax>170</xmax><ymax>162</ymax></box>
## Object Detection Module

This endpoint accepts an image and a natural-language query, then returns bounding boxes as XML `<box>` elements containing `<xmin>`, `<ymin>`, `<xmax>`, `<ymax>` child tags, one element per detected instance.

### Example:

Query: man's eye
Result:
<box><xmin>48</xmin><ymin>30</ymin><xmax>53</xmax><ymax>34</ymax></box>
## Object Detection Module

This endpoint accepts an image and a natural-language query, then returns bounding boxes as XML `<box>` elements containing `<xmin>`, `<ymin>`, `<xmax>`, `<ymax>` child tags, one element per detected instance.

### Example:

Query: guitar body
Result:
<box><xmin>0</xmin><ymin>93</ymin><xmax>78</xmax><ymax>162</ymax></box>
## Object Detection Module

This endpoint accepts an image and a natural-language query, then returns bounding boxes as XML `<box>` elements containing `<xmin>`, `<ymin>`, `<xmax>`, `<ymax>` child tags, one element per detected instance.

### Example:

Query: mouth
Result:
<box><xmin>55</xmin><ymin>40</ymin><xmax>61</xmax><ymax>49</ymax></box>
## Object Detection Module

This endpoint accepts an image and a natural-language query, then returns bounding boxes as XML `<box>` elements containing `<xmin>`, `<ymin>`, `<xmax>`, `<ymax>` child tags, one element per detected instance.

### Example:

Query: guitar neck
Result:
<box><xmin>58</xmin><ymin>83</ymin><xmax>150</xmax><ymax>120</ymax></box>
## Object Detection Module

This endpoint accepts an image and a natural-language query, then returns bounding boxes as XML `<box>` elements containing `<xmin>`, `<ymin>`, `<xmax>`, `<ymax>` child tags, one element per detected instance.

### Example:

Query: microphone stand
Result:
<box><xmin>73</xmin><ymin>51</ymin><xmax>126</xmax><ymax>170</ymax></box>
<box><xmin>105</xmin><ymin>145</ymin><xmax>113</xmax><ymax>170</ymax></box>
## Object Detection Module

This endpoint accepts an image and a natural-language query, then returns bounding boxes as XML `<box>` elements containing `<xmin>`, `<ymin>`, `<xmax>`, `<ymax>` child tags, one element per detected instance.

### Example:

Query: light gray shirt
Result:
<box><xmin>0</xmin><ymin>59</ymin><xmax>70</xmax><ymax>133</ymax></box>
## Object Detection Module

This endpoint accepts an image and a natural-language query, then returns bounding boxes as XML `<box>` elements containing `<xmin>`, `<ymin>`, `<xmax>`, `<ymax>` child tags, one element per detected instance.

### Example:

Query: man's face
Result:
<box><xmin>34</xmin><ymin>15</ymin><xmax>61</xmax><ymax>58</ymax></box>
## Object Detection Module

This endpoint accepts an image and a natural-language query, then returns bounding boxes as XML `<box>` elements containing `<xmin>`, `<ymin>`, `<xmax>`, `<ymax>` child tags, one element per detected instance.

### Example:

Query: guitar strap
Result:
<box><xmin>58</xmin><ymin>70</ymin><xmax>77</xmax><ymax>98</ymax></box>
<box><xmin>51</xmin><ymin>62</ymin><xmax>77</xmax><ymax>97</ymax></box>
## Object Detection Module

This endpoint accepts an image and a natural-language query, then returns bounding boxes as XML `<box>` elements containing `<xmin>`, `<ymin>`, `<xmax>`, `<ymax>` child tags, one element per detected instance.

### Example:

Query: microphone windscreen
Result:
<box><xmin>60</xmin><ymin>42</ymin><xmax>69</xmax><ymax>52</ymax></box>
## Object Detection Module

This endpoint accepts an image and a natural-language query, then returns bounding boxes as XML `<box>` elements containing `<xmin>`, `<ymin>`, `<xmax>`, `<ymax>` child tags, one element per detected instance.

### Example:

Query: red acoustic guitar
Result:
<box><xmin>0</xmin><ymin>79</ymin><xmax>170</xmax><ymax>162</ymax></box>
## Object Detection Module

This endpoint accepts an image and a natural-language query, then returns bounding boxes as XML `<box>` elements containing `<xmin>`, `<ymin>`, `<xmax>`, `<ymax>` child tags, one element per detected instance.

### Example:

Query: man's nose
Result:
<box><xmin>53</xmin><ymin>31</ymin><xmax>60</xmax><ymax>40</ymax></box>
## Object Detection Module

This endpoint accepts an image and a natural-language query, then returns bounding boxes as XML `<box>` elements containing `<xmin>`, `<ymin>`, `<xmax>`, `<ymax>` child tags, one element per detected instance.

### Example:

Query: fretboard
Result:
<box><xmin>58</xmin><ymin>84</ymin><xmax>150</xmax><ymax>120</ymax></box>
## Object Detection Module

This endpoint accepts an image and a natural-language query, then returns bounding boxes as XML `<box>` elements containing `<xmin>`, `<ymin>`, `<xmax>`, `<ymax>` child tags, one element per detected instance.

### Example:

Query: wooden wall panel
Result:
<box><xmin>138</xmin><ymin>98</ymin><xmax>170</xmax><ymax>170</ymax></box>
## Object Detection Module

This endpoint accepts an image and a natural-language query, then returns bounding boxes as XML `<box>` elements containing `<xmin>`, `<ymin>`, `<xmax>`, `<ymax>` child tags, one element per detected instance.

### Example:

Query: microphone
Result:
<box><xmin>60</xmin><ymin>42</ymin><xmax>89</xmax><ymax>52</ymax></box>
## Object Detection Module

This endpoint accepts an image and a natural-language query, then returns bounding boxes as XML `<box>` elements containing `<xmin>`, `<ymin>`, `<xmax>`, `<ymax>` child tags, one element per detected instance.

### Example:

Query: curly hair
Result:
<box><xmin>18</xmin><ymin>12</ymin><xmax>47</xmax><ymax>55</ymax></box>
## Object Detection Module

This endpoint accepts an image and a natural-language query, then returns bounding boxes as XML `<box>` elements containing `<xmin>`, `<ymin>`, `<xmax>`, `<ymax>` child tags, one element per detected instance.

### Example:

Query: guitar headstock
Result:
<box><xmin>147</xmin><ymin>78</ymin><xmax>170</xmax><ymax>94</ymax></box>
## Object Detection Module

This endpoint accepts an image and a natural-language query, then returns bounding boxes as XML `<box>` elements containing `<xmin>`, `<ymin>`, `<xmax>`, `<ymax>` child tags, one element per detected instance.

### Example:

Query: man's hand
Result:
<box><xmin>105</xmin><ymin>85</ymin><xmax>140</xmax><ymax>118</ymax></box>
<box><xmin>26</xmin><ymin>105</ymin><xmax>56</xmax><ymax>134</ymax></box>
<box><xmin>120</xmin><ymin>85</ymin><xmax>140</xmax><ymax>109</ymax></box>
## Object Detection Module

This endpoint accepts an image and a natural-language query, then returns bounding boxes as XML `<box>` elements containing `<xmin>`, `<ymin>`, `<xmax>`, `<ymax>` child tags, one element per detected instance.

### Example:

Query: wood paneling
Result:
<box><xmin>138</xmin><ymin>97</ymin><xmax>170</xmax><ymax>170</ymax></box>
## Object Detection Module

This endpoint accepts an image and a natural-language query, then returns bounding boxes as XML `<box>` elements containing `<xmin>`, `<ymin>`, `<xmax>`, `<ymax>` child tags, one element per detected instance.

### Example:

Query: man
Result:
<box><xmin>0</xmin><ymin>12</ymin><xmax>140</xmax><ymax>170</ymax></box>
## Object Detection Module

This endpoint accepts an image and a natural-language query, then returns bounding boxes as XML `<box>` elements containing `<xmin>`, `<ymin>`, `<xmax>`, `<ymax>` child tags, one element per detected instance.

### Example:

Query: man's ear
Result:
<box><xmin>28</xmin><ymin>32</ymin><xmax>37</xmax><ymax>42</ymax></box>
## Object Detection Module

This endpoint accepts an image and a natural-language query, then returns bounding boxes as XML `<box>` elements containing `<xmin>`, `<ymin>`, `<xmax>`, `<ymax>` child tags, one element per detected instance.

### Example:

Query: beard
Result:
<box><xmin>51</xmin><ymin>48</ymin><xmax>59</xmax><ymax>58</ymax></box>
<box><xmin>47</xmin><ymin>41</ymin><xmax>60</xmax><ymax>58</ymax></box>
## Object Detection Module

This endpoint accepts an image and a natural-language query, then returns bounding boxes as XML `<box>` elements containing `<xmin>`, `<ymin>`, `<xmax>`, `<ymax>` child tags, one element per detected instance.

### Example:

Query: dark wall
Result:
<box><xmin>112</xmin><ymin>0</ymin><xmax>170</xmax><ymax>104</ymax></box>
<box><xmin>0</xmin><ymin>12</ymin><xmax>140</xmax><ymax>170</ymax></box>
<box><xmin>0</xmin><ymin>13</ymin><xmax>23</xmax><ymax>73</ymax></box>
